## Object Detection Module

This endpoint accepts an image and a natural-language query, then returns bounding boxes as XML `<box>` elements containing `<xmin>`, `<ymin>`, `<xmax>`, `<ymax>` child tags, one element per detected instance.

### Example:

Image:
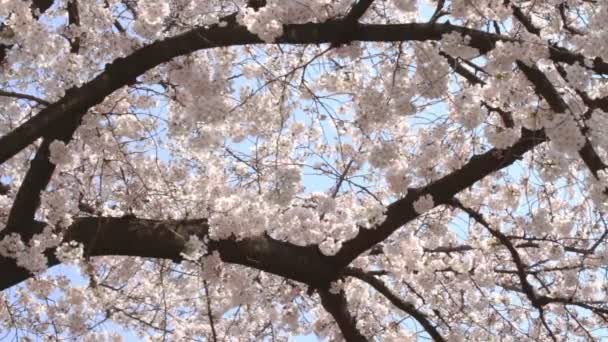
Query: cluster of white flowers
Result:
<box><xmin>441</xmin><ymin>32</ymin><xmax>479</xmax><ymax>60</ymax></box>
<box><xmin>392</xmin><ymin>0</ymin><xmax>416</xmax><ymax>12</ymax></box>
<box><xmin>368</xmin><ymin>141</ymin><xmax>399</xmax><ymax>169</ymax></box>
<box><xmin>563</xmin><ymin>62</ymin><xmax>590</xmax><ymax>89</ymax></box>
<box><xmin>238</xmin><ymin>7</ymin><xmax>284</xmax><ymax>43</ymax></box>
<box><xmin>133</xmin><ymin>1</ymin><xmax>171</xmax><ymax>39</ymax></box>
<box><xmin>355</xmin><ymin>88</ymin><xmax>391</xmax><ymax>132</ymax></box>
<box><xmin>41</xmin><ymin>189</ymin><xmax>77</xmax><ymax>228</ymax></box>
<box><xmin>485</xmin><ymin>126</ymin><xmax>520</xmax><ymax>149</ymax></box>
<box><xmin>270</xmin><ymin>165</ymin><xmax>302</xmax><ymax>206</ymax></box>
<box><xmin>390</xmin><ymin>92</ymin><xmax>416</xmax><ymax>116</ymax></box>
<box><xmin>181</xmin><ymin>235</ymin><xmax>208</xmax><ymax>261</ymax></box>
<box><xmin>589</xmin><ymin>170</ymin><xmax>608</xmax><ymax>210</ymax></box>
<box><xmin>414</xmin><ymin>43</ymin><xmax>450</xmax><ymax>99</ymax></box>
<box><xmin>530</xmin><ymin>208</ymin><xmax>551</xmax><ymax>236</ymax></box>
<box><xmin>542</xmin><ymin>113</ymin><xmax>586</xmax><ymax>154</ymax></box>
<box><xmin>451</xmin><ymin>91</ymin><xmax>486</xmax><ymax>129</ymax></box>
<box><xmin>313</xmin><ymin>192</ymin><xmax>337</xmax><ymax>214</ymax></box>
<box><xmin>413</xmin><ymin>194</ymin><xmax>434</xmax><ymax>214</ymax></box>
<box><xmin>167</xmin><ymin>58</ymin><xmax>231</xmax><ymax>137</ymax></box>
<box><xmin>398</xmin><ymin>233</ymin><xmax>423</xmax><ymax>264</ymax></box>
<box><xmin>328</xmin><ymin>279</ymin><xmax>344</xmax><ymax>294</ymax></box>
<box><xmin>486</xmin><ymin>42</ymin><xmax>522</xmax><ymax>73</ymax></box>
<box><xmin>0</xmin><ymin>227</ymin><xmax>62</xmax><ymax>273</ymax></box>
<box><xmin>209</xmin><ymin>194</ymin><xmax>271</xmax><ymax>240</ymax></box>
<box><xmin>356</xmin><ymin>201</ymin><xmax>386</xmax><ymax>229</ymax></box>
<box><xmin>587</xmin><ymin>109</ymin><xmax>608</xmax><ymax>149</ymax></box>
<box><xmin>49</xmin><ymin>140</ymin><xmax>74</xmax><ymax>167</ymax></box>
<box><xmin>55</xmin><ymin>241</ymin><xmax>84</xmax><ymax>264</ymax></box>
<box><xmin>385</xmin><ymin>163</ymin><xmax>410</xmax><ymax>194</ymax></box>
<box><xmin>319</xmin><ymin>237</ymin><xmax>342</xmax><ymax>256</ymax></box>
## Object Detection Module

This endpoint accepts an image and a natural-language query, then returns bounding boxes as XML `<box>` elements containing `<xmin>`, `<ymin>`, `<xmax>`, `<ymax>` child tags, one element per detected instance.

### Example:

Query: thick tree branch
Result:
<box><xmin>429</xmin><ymin>0</ymin><xmax>447</xmax><ymax>23</ymax></box>
<box><xmin>246</xmin><ymin>0</ymin><xmax>267</xmax><ymax>11</ymax></box>
<box><xmin>4</xmin><ymin>19</ymin><xmax>604</xmax><ymax>165</ymax></box>
<box><xmin>440</xmin><ymin>52</ymin><xmax>486</xmax><ymax>86</ymax></box>
<box><xmin>1</xmin><ymin>95</ymin><xmax>82</xmax><ymax>244</ymax></box>
<box><xmin>2</xmin><ymin>139</ymin><xmax>56</xmax><ymax>240</ymax></box>
<box><xmin>0</xmin><ymin>217</ymin><xmax>338</xmax><ymax>291</ymax></box>
<box><xmin>318</xmin><ymin>288</ymin><xmax>368</xmax><ymax>342</ymax></box>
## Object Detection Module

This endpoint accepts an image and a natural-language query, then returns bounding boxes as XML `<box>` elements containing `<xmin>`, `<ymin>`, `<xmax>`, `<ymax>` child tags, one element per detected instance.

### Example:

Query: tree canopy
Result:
<box><xmin>1</xmin><ymin>0</ymin><xmax>608</xmax><ymax>341</ymax></box>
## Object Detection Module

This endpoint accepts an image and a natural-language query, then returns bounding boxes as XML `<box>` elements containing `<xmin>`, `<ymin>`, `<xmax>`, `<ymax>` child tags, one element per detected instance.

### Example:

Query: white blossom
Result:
<box><xmin>413</xmin><ymin>194</ymin><xmax>434</xmax><ymax>214</ymax></box>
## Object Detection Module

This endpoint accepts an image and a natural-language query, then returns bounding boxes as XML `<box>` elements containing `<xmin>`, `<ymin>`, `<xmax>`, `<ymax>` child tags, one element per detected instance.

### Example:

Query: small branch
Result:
<box><xmin>67</xmin><ymin>0</ymin><xmax>81</xmax><ymax>53</ymax></box>
<box><xmin>0</xmin><ymin>43</ymin><xmax>9</xmax><ymax>66</ymax></box>
<box><xmin>342</xmin><ymin>0</ymin><xmax>375</xmax><ymax>23</ymax></box>
<box><xmin>429</xmin><ymin>0</ymin><xmax>447</xmax><ymax>23</ymax></box>
<box><xmin>0</xmin><ymin>182</ymin><xmax>8</xmax><ymax>195</ymax></box>
<box><xmin>424</xmin><ymin>244</ymin><xmax>475</xmax><ymax>254</ymax></box>
<box><xmin>449</xmin><ymin>198</ymin><xmax>542</xmax><ymax>307</ymax></box>
<box><xmin>0</xmin><ymin>90</ymin><xmax>50</xmax><ymax>106</ymax></box>
<box><xmin>344</xmin><ymin>268</ymin><xmax>445</xmax><ymax>342</ymax></box>
<box><xmin>203</xmin><ymin>281</ymin><xmax>218</xmax><ymax>342</ymax></box>
<box><xmin>558</xmin><ymin>3</ymin><xmax>584</xmax><ymax>36</ymax></box>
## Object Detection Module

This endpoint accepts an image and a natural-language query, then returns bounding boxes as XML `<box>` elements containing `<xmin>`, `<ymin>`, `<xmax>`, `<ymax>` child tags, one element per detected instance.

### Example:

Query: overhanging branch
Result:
<box><xmin>0</xmin><ymin>217</ymin><xmax>338</xmax><ymax>291</ymax></box>
<box><xmin>4</xmin><ymin>18</ymin><xmax>603</xmax><ymax>165</ymax></box>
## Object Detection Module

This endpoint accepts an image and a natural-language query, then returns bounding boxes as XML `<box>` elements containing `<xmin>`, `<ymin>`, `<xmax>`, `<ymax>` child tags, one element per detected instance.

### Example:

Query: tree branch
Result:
<box><xmin>30</xmin><ymin>0</ymin><xmax>55</xmax><ymax>17</ymax></box>
<box><xmin>318</xmin><ymin>288</ymin><xmax>368</xmax><ymax>342</ymax></box>
<box><xmin>344</xmin><ymin>268</ymin><xmax>445</xmax><ymax>342</ymax></box>
<box><xmin>342</xmin><ymin>0</ymin><xmax>375</xmax><ymax>23</ymax></box>
<box><xmin>67</xmin><ymin>0</ymin><xmax>81</xmax><ymax>53</ymax></box>
<box><xmin>5</xmin><ymin>19</ymin><xmax>603</xmax><ymax>165</ymax></box>
<box><xmin>517</xmin><ymin>60</ymin><xmax>608</xmax><ymax>178</ymax></box>
<box><xmin>0</xmin><ymin>89</ymin><xmax>50</xmax><ymax>106</ymax></box>
<box><xmin>0</xmin><ymin>217</ymin><xmax>338</xmax><ymax>291</ymax></box>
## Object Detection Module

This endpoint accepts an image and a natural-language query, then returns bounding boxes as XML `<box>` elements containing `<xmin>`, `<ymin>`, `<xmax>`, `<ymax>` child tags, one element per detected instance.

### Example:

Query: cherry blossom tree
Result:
<box><xmin>2</xmin><ymin>0</ymin><xmax>608</xmax><ymax>340</ymax></box>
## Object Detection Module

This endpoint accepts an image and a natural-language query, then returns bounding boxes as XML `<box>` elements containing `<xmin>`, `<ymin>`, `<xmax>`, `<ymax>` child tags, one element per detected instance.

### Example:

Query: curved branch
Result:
<box><xmin>344</xmin><ymin>268</ymin><xmax>445</xmax><ymax>342</ymax></box>
<box><xmin>0</xmin><ymin>90</ymin><xmax>50</xmax><ymax>106</ymax></box>
<box><xmin>5</xmin><ymin>18</ymin><xmax>603</xmax><ymax>165</ymax></box>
